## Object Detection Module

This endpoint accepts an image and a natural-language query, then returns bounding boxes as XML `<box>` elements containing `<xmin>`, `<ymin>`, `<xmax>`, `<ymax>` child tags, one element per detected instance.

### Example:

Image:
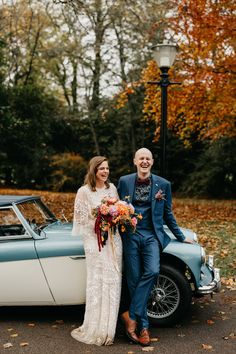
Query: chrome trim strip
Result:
<box><xmin>0</xmin><ymin>234</ymin><xmax>32</xmax><ymax>241</ymax></box>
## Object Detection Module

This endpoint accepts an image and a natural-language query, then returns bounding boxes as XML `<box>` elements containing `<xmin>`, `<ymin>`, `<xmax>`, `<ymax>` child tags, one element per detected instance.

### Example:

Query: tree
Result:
<box><xmin>0</xmin><ymin>83</ymin><xmax>59</xmax><ymax>188</ymax></box>
<box><xmin>179</xmin><ymin>138</ymin><xmax>236</xmax><ymax>197</ymax></box>
<box><xmin>141</xmin><ymin>0</ymin><xmax>236</xmax><ymax>145</ymax></box>
<box><xmin>52</xmin><ymin>0</ymin><xmax>172</xmax><ymax>155</ymax></box>
<box><xmin>0</xmin><ymin>0</ymin><xmax>52</xmax><ymax>86</ymax></box>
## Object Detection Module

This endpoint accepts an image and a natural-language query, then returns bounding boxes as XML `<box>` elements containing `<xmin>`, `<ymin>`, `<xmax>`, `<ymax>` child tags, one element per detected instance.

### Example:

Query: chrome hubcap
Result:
<box><xmin>147</xmin><ymin>274</ymin><xmax>180</xmax><ymax>319</ymax></box>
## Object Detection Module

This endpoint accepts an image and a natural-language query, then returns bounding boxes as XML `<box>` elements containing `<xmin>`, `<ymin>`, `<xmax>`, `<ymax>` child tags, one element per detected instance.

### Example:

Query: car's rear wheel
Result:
<box><xmin>147</xmin><ymin>264</ymin><xmax>192</xmax><ymax>326</ymax></box>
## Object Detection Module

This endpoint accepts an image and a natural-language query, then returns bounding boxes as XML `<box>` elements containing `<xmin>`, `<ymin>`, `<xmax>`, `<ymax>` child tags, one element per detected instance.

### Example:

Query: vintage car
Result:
<box><xmin>0</xmin><ymin>195</ymin><xmax>221</xmax><ymax>326</ymax></box>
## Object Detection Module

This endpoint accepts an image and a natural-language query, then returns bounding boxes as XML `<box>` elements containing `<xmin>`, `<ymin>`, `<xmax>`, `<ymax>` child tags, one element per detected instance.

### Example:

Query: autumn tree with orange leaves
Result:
<box><xmin>119</xmin><ymin>0</ymin><xmax>236</xmax><ymax>146</ymax></box>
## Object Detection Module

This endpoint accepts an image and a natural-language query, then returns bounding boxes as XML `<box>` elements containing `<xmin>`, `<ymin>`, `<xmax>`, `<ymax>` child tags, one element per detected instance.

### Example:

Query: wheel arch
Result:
<box><xmin>161</xmin><ymin>253</ymin><xmax>196</xmax><ymax>289</ymax></box>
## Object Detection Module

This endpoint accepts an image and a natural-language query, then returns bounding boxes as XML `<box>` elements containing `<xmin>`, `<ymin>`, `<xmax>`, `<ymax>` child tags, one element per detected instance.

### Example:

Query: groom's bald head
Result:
<box><xmin>134</xmin><ymin>148</ymin><xmax>153</xmax><ymax>160</ymax></box>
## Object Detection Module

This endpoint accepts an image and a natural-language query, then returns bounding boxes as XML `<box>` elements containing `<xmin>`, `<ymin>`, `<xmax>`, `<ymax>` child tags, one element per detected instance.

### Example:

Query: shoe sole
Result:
<box><xmin>140</xmin><ymin>341</ymin><xmax>151</xmax><ymax>347</ymax></box>
<box><xmin>125</xmin><ymin>331</ymin><xmax>139</xmax><ymax>344</ymax></box>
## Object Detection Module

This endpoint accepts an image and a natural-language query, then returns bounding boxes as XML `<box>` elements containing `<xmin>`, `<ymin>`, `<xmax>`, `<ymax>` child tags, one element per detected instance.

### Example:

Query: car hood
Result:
<box><xmin>43</xmin><ymin>222</ymin><xmax>196</xmax><ymax>241</ymax></box>
<box><xmin>164</xmin><ymin>225</ymin><xmax>197</xmax><ymax>241</ymax></box>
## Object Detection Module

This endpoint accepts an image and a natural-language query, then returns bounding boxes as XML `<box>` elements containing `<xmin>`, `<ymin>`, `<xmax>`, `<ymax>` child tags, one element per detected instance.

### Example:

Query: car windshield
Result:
<box><xmin>17</xmin><ymin>199</ymin><xmax>57</xmax><ymax>232</ymax></box>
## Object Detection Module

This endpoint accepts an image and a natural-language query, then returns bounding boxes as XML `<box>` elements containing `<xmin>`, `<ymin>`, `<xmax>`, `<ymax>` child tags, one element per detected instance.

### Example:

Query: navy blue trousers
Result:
<box><xmin>123</xmin><ymin>232</ymin><xmax>160</xmax><ymax>329</ymax></box>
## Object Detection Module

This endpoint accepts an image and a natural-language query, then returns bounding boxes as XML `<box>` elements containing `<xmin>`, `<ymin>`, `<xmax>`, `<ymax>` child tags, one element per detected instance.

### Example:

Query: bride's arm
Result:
<box><xmin>71</xmin><ymin>186</ymin><xmax>89</xmax><ymax>237</ymax></box>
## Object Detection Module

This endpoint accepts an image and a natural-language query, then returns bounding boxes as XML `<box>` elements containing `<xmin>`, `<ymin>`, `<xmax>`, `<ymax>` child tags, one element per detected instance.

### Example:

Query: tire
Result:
<box><xmin>147</xmin><ymin>264</ymin><xmax>192</xmax><ymax>326</ymax></box>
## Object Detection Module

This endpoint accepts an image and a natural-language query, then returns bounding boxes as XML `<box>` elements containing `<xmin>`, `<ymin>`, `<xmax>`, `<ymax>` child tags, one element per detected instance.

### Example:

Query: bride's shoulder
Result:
<box><xmin>109</xmin><ymin>182</ymin><xmax>117</xmax><ymax>190</ymax></box>
<box><xmin>76</xmin><ymin>184</ymin><xmax>90</xmax><ymax>196</ymax></box>
<box><xmin>108</xmin><ymin>183</ymin><xmax>119</xmax><ymax>197</ymax></box>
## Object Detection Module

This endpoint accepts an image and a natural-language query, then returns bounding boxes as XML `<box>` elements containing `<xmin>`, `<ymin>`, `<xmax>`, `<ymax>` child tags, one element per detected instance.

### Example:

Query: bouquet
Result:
<box><xmin>93</xmin><ymin>197</ymin><xmax>142</xmax><ymax>251</ymax></box>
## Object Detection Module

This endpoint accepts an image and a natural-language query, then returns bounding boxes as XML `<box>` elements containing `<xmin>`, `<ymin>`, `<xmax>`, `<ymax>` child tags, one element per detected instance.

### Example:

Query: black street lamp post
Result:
<box><xmin>148</xmin><ymin>42</ymin><xmax>180</xmax><ymax>177</ymax></box>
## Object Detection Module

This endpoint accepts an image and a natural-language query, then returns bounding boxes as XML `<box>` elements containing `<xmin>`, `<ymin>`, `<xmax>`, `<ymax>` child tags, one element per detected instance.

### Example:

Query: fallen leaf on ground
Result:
<box><xmin>20</xmin><ymin>342</ymin><xmax>29</xmax><ymax>347</ymax></box>
<box><xmin>127</xmin><ymin>352</ymin><xmax>135</xmax><ymax>354</ymax></box>
<box><xmin>10</xmin><ymin>334</ymin><xmax>18</xmax><ymax>338</ymax></box>
<box><xmin>3</xmin><ymin>343</ymin><xmax>13</xmax><ymax>349</ymax></box>
<box><xmin>28</xmin><ymin>323</ymin><xmax>35</xmax><ymax>327</ymax></box>
<box><xmin>7</xmin><ymin>328</ymin><xmax>14</xmax><ymax>332</ymax></box>
<box><xmin>202</xmin><ymin>343</ymin><xmax>213</xmax><ymax>351</ymax></box>
<box><xmin>150</xmin><ymin>337</ymin><xmax>159</xmax><ymax>342</ymax></box>
<box><xmin>221</xmin><ymin>277</ymin><xmax>236</xmax><ymax>290</ymax></box>
<box><xmin>142</xmin><ymin>347</ymin><xmax>154</xmax><ymax>352</ymax></box>
<box><xmin>207</xmin><ymin>320</ymin><xmax>215</xmax><ymax>325</ymax></box>
<box><xmin>51</xmin><ymin>325</ymin><xmax>58</xmax><ymax>328</ymax></box>
<box><xmin>178</xmin><ymin>333</ymin><xmax>186</xmax><ymax>337</ymax></box>
<box><xmin>221</xmin><ymin>316</ymin><xmax>230</xmax><ymax>320</ymax></box>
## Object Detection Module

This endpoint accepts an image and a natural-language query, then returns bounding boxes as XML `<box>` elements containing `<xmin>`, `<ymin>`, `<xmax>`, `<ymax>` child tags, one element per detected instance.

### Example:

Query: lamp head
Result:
<box><xmin>152</xmin><ymin>41</ymin><xmax>178</xmax><ymax>69</ymax></box>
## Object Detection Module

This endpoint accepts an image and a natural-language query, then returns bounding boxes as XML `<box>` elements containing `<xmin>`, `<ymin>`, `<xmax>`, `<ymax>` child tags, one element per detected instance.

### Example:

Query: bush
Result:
<box><xmin>179</xmin><ymin>138</ymin><xmax>235</xmax><ymax>198</ymax></box>
<box><xmin>49</xmin><ymin>153</ymin><xmax>87</xmax><ymax>191</ymax></box>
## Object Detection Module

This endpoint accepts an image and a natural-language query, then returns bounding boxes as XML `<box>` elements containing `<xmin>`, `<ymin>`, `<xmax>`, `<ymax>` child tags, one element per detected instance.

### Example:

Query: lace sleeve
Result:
<box><xmin>110</xmin><ymin>183</ymin><xmax>119</xmax><ymax>199</ymax></box>
<box><xmin>71</xmin><ymin>186</ymin><xmax>89</xmax><ymax>237</ymax></box>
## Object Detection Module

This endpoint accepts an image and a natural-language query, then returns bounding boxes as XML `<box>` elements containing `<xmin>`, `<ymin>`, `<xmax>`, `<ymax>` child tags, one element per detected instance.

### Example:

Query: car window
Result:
<box><xmin>16</xmin><ymin>199</ymin><xmax>57</xmax><ymax>233</ymax></box>
<box><xmin>17</xmin><ymin>201</ymin><xmax>47</xmax><ymax>225</ymax></box>
<box><xmin>0</xmin><ymin>207</ymin><xmax>28</xmax><ymax>238</ymax></box>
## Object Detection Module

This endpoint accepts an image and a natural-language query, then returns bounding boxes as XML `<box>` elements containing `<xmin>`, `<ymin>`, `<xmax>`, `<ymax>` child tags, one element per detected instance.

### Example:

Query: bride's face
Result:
<box><xmin>96</xmin><ymin>161</ymin><xmax>109</xmax><ymax>184</ymax></box>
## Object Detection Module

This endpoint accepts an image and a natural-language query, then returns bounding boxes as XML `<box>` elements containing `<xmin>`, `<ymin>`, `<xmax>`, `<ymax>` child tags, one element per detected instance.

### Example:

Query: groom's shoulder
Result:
<box><xmin>119</xmin><ymin>173</ymin><xmax>136</xmax><ymax>182</ymax></box>
<box><xmin>153</xmin><ymin>174</ymin><xmax>170</xmax><ymax>185</ymax></box>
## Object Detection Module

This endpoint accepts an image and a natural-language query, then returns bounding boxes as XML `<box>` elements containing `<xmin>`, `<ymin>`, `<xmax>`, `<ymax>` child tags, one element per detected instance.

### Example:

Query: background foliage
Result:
<box><xmin>0</xmin><ymin>0</ymin><xmax>235</xmax><ymax>197</ymax></box>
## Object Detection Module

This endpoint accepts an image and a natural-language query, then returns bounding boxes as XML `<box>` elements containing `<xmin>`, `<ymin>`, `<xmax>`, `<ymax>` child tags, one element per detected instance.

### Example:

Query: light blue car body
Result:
<box><xmin>0</xmin><ymin>195</ymin><xmax>221</xmax><ymax>324</ymax></box>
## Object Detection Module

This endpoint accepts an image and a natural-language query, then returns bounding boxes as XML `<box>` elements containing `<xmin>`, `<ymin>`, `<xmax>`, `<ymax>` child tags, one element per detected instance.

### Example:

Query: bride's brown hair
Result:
<box><xmin>84</xmin><ymin>156</ymin><xmax>110</xmax><ymax>191</ymax></box>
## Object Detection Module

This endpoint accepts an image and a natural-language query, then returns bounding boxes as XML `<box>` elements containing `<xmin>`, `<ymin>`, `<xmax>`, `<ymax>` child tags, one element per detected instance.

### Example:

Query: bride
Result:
<box><xmin>71</xmin><ymin>156</ymin><xmax>122</xmax><ymax>346</ymax></box>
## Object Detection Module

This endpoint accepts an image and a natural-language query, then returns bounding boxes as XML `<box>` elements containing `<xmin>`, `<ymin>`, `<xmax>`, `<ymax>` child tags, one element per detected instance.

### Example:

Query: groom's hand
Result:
<box><xmin>183</xmin><ymin>237</ymin><xmax>194</xmax><ymax>244</ymax></box>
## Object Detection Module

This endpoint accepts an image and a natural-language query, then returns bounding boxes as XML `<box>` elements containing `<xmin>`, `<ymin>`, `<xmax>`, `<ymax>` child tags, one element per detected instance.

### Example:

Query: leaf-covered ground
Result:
<box><xmin>1</xmin><ymin>189</ymin><xmax>235</xmax><ymax>283</ymax></box>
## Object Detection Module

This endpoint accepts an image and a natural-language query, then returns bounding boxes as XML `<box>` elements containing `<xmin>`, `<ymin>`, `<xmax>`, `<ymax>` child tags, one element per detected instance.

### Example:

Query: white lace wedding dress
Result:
<box><xmin>71</xmin><ymin>183</ymin><xmax>122</xmax><ymax>346</ymax></box>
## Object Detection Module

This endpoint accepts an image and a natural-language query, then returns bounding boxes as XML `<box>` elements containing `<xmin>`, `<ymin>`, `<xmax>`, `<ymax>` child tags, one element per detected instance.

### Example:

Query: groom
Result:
<box><xmin>118</xmin><ymin>148</ymin><xmax>192</xmax><ymax>346</ymax></box>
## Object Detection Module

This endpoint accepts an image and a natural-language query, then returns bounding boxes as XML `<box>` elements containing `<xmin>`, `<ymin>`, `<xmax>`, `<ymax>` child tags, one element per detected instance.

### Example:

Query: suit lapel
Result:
<box><xmin>128</xmin><ymin>173</ymin><xmax>136</xmax><ymax>203</ymax></box>
<box><xmin>151</xmin><ymin>175</ymin><xmax>161</xmax><ymax>210</ymax></box>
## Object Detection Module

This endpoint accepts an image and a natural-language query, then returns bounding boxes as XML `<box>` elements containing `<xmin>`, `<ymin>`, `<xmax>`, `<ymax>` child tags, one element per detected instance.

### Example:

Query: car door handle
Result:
<box><xmin>69</xmin><ymin>256</ymin><xmax>85</xmax><ymax>260</ymax></box>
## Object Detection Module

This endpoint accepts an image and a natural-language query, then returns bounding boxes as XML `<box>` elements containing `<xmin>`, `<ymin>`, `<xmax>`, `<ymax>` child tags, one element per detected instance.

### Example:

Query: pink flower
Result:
<box><xmin>108</xmin><ymin>205</ymin><xmax>119</xmax><ymax>217</ymax></box>
<box><xmin>100</xmin><ymin>204</ymin><xmax>109</xmax><ymax>215</ymax></box>
<box><xmin>131</xmin><ymin>217</ymin><xmax>138</xmax><ymax>227</ymax></box>
<box><xmin>106</xmin><ymin>197</ymin><xmax>118</xmax><ymax>205</ymax></box>
<box><xmin>155</xmin><ymin>189</ymin><xmax>166</xmax><ymax>201</ymax></box>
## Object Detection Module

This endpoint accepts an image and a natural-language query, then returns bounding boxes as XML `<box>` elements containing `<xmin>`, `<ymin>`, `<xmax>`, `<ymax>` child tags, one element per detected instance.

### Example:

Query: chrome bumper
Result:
<box><xmin>197</xmin><ymin>267</ymin><xmax>221</xmax><ymax>295</ymax></box>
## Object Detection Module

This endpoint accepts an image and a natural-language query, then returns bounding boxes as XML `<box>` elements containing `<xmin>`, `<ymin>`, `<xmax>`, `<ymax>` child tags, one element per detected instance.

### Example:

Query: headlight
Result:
<box><xmin>208</xmin><ymin>254</ymin><xmax>214</xmax><ymax>268</ymax></box>
<box><xmin>200</xmin><ymin>247</ymin><xmax>206</xmax><ymax>264</ymax></box>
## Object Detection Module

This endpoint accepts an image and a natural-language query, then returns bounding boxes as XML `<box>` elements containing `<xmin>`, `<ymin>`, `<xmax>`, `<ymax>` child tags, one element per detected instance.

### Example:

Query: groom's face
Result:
<box><xmin>133</xmin><ymin>149</ymin><xmax>154</xmax><ymax>177</ymax></box>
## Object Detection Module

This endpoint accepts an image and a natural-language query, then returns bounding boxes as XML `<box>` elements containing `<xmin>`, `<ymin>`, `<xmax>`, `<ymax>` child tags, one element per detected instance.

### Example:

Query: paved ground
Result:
<box><xmin>0</xmin><ymin>288</ymin><xmax>235</xmax><ymax>354</ymax></box>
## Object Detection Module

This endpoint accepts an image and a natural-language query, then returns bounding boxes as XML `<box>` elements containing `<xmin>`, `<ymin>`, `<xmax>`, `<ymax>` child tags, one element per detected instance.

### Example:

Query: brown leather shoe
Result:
<box><xmin>139</xmin><ymin>328</ymin><xmax>151</xmax><ymax>346</ymax></box>
<box><xmin>120</xmin><ymin>311</ymin><xmax>139</xmax><ymax>344</ymax></box>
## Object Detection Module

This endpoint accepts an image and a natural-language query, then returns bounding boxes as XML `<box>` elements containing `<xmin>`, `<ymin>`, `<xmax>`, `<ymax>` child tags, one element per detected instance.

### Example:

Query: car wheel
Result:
<box><xmin>147</xmin><ymin>264</ymin><xmax>192</xmax><ymax>326</ymax></box>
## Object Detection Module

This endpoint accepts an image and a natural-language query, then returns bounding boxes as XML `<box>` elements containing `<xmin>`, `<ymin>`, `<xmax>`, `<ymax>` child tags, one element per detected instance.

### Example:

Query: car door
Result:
<box><xmin>34</xmin><ymin>225</ymin><xmax>86</xmax><ymax>305</ymax></box>
<box><xmin>0</xmin><ymin>206</ymin><xmax>54</xmax><ymax>305</ymax></box>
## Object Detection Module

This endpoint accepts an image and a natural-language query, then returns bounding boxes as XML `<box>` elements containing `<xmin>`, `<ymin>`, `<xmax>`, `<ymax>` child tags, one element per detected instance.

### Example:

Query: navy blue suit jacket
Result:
<box><xmin>117</xmin><ymin>173</ymin><xmax>185</xmax><ymax>250</ymax></box>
